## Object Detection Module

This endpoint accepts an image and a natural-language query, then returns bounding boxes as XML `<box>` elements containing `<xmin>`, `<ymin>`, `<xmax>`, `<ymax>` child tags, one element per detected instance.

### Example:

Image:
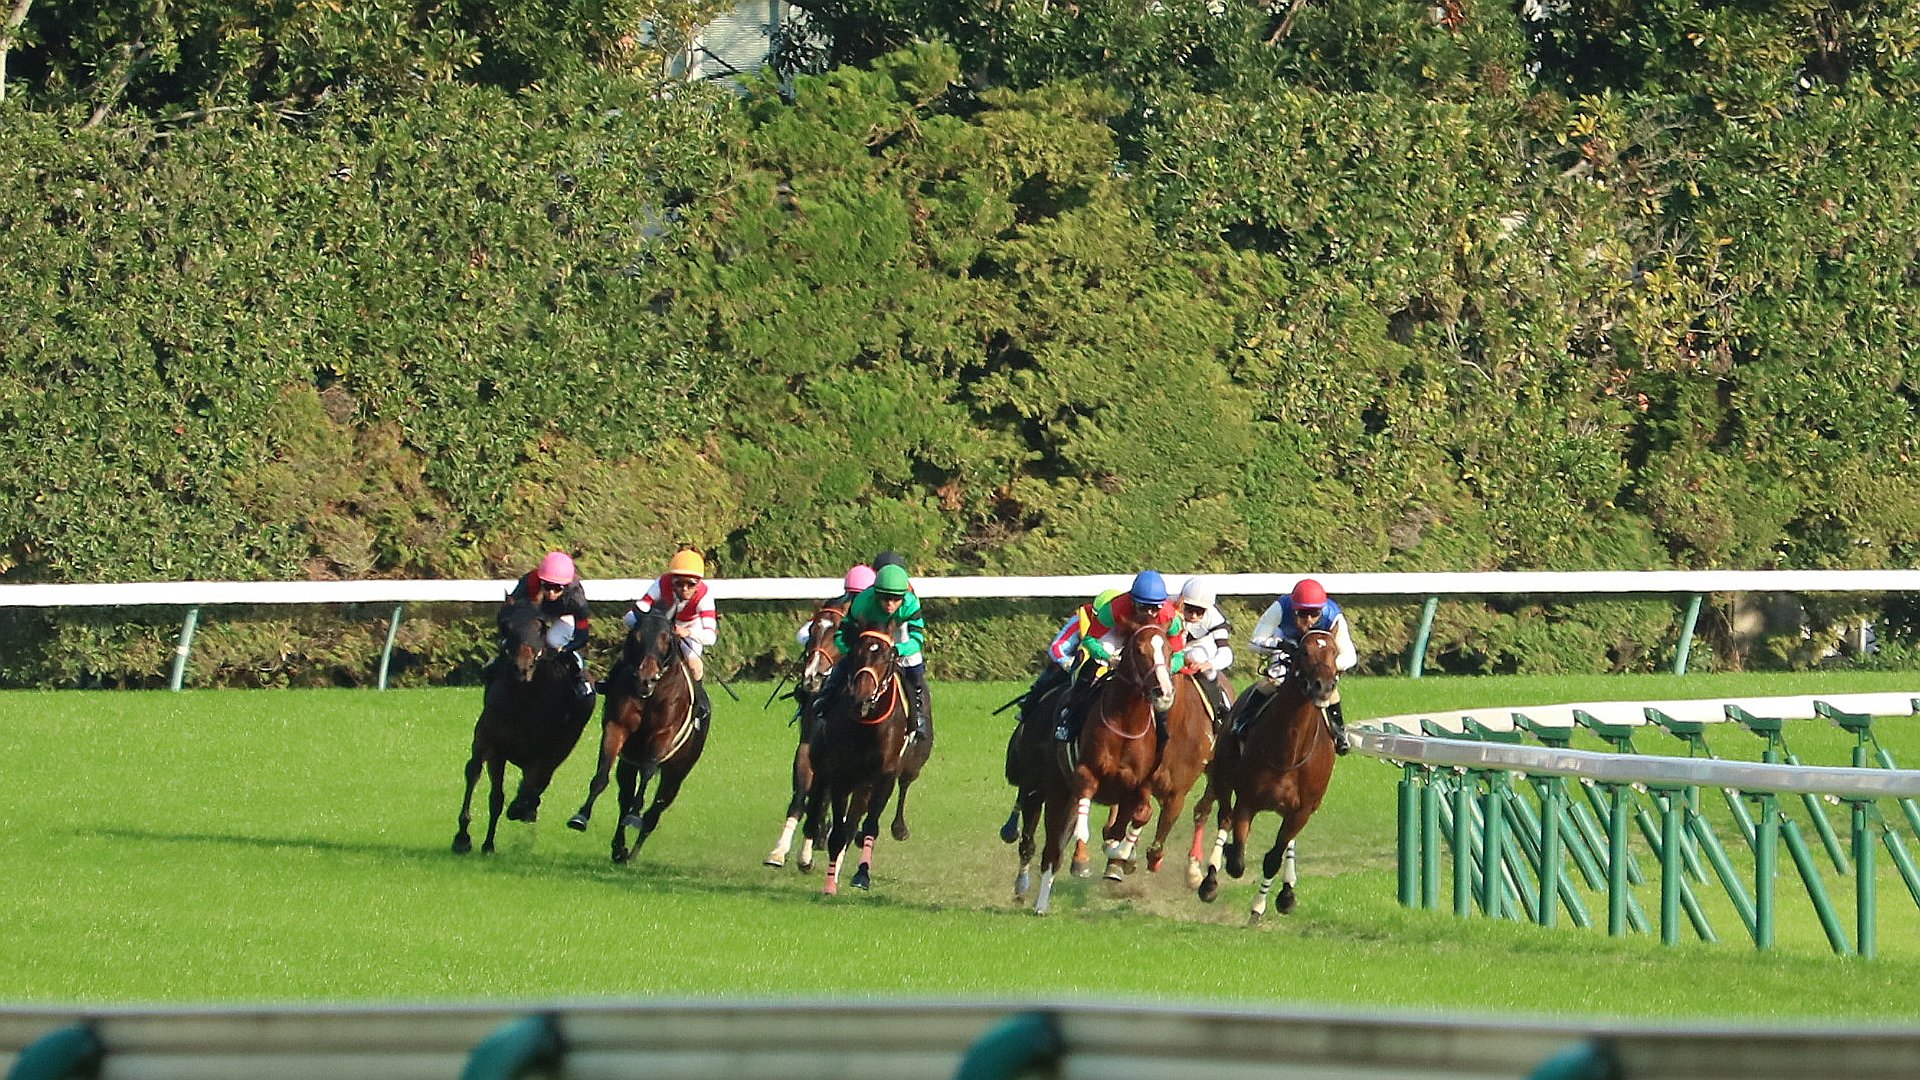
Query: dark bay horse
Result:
<box><xmin>452</xmin><ymin>604</ymin><xmax>592</xmax><ymax>854</ymax></box>
<box><xmin>802</xmin><ymin>629</ymin><xmax>908</xmax><ymax>895</ymax></box>
<box><xmin>1195</xmin><ymin>628</ymin><xmax>1341</xmax><ymax>919</ymax></box>
<box><xmin>766</xmin><ymin>603</ymin><xmax>845</xmax><ymax>870</ymax></box>
<box><xmin>1026</xmin><ymin>622</ymin><xmax>1173</xmax><ymax>914</ymax></box>
<box><xmin>565</xmin><ymin>609</ymin><xmax>709</xmax><ymax>863</ymax></box>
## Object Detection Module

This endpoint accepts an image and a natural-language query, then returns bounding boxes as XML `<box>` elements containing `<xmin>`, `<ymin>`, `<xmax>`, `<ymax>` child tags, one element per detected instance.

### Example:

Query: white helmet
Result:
<box><xmin>1179</xmin><ymin>576</ymin><xmax>1216</xmax><ymax>609</ymax></box>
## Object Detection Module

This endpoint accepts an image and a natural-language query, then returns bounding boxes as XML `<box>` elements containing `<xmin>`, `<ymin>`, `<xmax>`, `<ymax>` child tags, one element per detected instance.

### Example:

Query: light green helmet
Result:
<box><xmin>874</xmin><ymin>563</ymin><xmax>911</xmax><ymax>596</ymax></box>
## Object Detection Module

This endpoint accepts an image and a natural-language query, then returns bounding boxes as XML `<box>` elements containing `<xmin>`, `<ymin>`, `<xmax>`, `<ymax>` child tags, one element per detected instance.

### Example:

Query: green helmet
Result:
<box><xmin>874</xmin><ymin>563</ymin><xmax>911</xmax><ymax>596</ymax></box>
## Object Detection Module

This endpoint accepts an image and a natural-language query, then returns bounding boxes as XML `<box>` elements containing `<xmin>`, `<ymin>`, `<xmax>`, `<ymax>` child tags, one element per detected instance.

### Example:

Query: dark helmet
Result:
<box><xmin>872</xmin><ymin>551</ymin><xmax>908</xmax><ymax>572</ymax></box>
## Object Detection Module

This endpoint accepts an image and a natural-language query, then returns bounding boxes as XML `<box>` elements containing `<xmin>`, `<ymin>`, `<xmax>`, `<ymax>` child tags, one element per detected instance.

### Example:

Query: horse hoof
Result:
<box><xmin>1103</xmin><ymin>861</ymin><xmax>1124</xmax><ymax>882</ymax></box>
<box><xmin>611</xmin><ymin>847</ymin><xmax>631</xmax><ymax>864</ymax></box>
<box><xmin>1070</xmin><ymin>858</ymin><xmax>1092</xmax><ymax>879</ymax></box>
<box><xmin>1146</xmin><ymin>850</ymin><xmax>1164</xmax><ymax>873</ymax></box>
<box><xmin>1186</xmin><ymin>861</ymin><xmax>1205</xmax><ymax>889</ymax></box>
<box><xmin>1248</xmin><ymin>910</ymin><xmax>1265</xmax><ymax>926</ymax></box>
<box><xmin>850</xmin><ymin>867</ymin><xmax>871</xmax><ymax>891</ymax></box>
<box><xmin>999</xmin><ymin>819</ymin><xmax>1020</xmax><ymax>844</ymax></box>
<box><xmin>481</xmin><ymin>842</ymin><xmax>496</xmax><ymax>855</ymax></box>
<box><xmin>824</xmin><ymin>880</ymin><xmax>838</xmax><ymax>897</ymax></box>
<box><xmin>1015</xmin><ymin>870</ymin><xmax>1031</xmax><ymax>896</ymax></box>
<box><xmin>452</xmin><ymin>836</ymin><xmax>471</xmax><ymax>855</ymax></box>
<box><xmin>1198</xmin><ymin>870</ymin><xmax>1219</xmax><ymax>903</ymax></box>
<box><xmin>1123</xmin><ymin>858</ymin><xmax>1139</xmax><ymax>876</ymax></box>
<box><xmin>764</xmin><ymin>853</ymin><xmax>786</xmax><ymax>868</ymax></box>
<box><xmin>1277</xmin><ymin>886</ymin><xmax>1297</xmax><ymax>915</ymax></box>
<box><xmin>799</xmin><ymin>858</ymin><xmax>814</xmax><ymax>873</ymax></box>
<box><xmin>891</xmin><ymin>821</ymin><xmax>910</xmax><ymax>842</ymax></box>
<box><xmin>1225</xmin><ymin>845</ymin><xmax>1245</xmax><ymax>879</ymax></box>
<box><xmin>566</xmin><ymin>813</ymin><xmax>590</xmax><ymax>832</ymax></box>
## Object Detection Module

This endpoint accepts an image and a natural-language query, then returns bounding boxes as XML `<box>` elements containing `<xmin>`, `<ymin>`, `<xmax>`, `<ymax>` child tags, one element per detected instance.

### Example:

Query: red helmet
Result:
<box><xmin>1289</xmin><ymin>578</ymin><xmax>1327</xmax><ymax>610</ymax></box>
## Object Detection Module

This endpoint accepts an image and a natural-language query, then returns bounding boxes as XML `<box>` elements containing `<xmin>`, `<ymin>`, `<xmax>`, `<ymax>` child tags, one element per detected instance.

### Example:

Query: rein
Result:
<box><xmin>848</xmin><ymin>630</ymin><xmax>902</xmax><ymax>726</ymax></box>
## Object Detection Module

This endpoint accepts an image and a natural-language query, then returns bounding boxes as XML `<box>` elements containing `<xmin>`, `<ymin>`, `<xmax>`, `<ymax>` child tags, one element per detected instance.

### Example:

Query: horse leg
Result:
<box><xmin>1197</xmin><ymin>792</ymin><xmax>1232</xmax><ymax>903</ymax></box>
<box><xmin>823</xmin><ymin>788</ymin><xmax>853</xmax><ymax>896</ymax></box>
<box><xmin>1014</xmin><ymin>788</ymin><xmax>1042</xmax><ymax>899</ymax></box>
<box><xmin>1224</xmin><ymin>804</ymin><xmax>1254</xmax><ymax>879</ymax></box>
<box><xmin>1254</xmin><ymin>815</ymin><xmax>1310</xmax><ymax>918</ymax></box>
<box><xmin>481</xmin><ymin>758</ymin><xmax>507</xmax><ymax>855</ymax></box>
<box><xmin>848</xmin><ymin>782</ymin><xmax>886</xmax><ymax>891</ymax></box>
<box><xmin>509</xmin><ymin>760</ymin><xmax>559</xmax><ymax>823</ymax></box>
<box><xmin>569</xmin><ymin>724</ymin><xmax>627</xmax><ymax>832</ymax></box>
<box><xmin>799</xmin><ymin>772</ymin><xmax>828</xmax><ymax>875</ymax></box>
<box><xmin>610</xmin><ymin>758</ymin><xmax>640</xmax><ymax>864</ymax></box>
<box><xmin>767</xmin><ymin>741</ymin><xmax>813</xmax><ymax>867</ymax></box>
<box><xmin>1105</xmin><ymin>794</ymin><xmax>1150</xmax><ymax>880</ymax></box>
<box><xmin>890</xmin><ymin>773</ymin><xmax>914</xmax><ymax>842</ymax></box>
<box><xmin>1069</xmin><ymin>792</ymin><xmax>1094</xmax><ymax>879</ymax></box>
<box><xmin>1000</xmin><ymin>795</ymin><xmax>1024</xmax><ymax>845</ymax></box>
<box><xmin>1186</xmin><ymin>780</ymin><xmax>1218</xmax><ymax>887</ymax></box>
<box><xmin>1033</xmin><ymin>793</ymin><xmax>1073</xmax><ymax>916</ymax></box>
<box><xmin>1146</xmin><ymin>785</ymin><xmax>1189</xmax><ymax>875</ymax></box>
<box><xmin>632</xmin><ymin>761</ymin><xmax>687</xmax><ymax>854</ymax></box>
<box><xmin>453</xmin><ymin>752</ymin><xmax>484</xmax><ymax>854</ymax></box>
<box><xmin>622</xmin><ymin>759</ymin><xmax>658</xmax><ymax>834</ymax></box>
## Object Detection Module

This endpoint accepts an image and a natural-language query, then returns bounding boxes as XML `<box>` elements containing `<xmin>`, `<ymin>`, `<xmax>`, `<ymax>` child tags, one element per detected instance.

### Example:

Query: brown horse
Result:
<box><xmin>1128</xmin><ymin>669</ymin><xmax>1222</xmax><ymax>877</ymax></box>
<box><xmin>802</xmin><ymin>629</ymin><xmax>909</xmax><ymax>895</ymax></box>
<box><xmin>1027</xmin><ymin>622</ymin><xmax>1174</xmax><ymax>914</ymax></box>
<box><xmin>565</xmin><ymin>609</ymin><xmax>709</xmax><ymax>863</ymax></box>
<box><xmin>452</xmin><ymin>604</ymin><xmax>592</xmax><ymax>854</ymax></box>
<box><xmin>765</xmin><ymin>603</ymin><xmax>846</xmax><ymax>869</ymax></box>
<box><xmin>1194</xmin><ymin>628</ymin><xmax>1341</xmax><ymax>919</ymax></box>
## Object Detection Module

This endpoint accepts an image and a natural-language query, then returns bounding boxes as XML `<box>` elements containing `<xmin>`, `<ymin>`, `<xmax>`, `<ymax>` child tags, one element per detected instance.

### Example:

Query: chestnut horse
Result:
<box><xmin>1194</xmin><ymin>628</ymin><xmax>1341</xmax><ymax>919</ymax></box>
<box><xmin>802</xmin><ymin>629</ymin><xmax>909</xmax><ymax>895</ymax></box>
<box><xmin>565</xmin><ymin>609</ymin><xmax>709</xmax><ymax>863</ymax></box>
<box><xmin>452</xmin><ymin>604</ymin><xmax>592</xmax><ymax>854</ymax></box>
<box><xmin>1126</xmin><ymin>669</ymin><xmax>1221</xmax><ymax>877</ymax></box>
<box><xmin>766</xmin><ymin>603</ymin><xmax>846</xmax><ymax>869</ymax></box>
<box><xmin>1027</xmin><ymin>622</ymin><xmax>1174</xmax><ymax>914</ymax></box>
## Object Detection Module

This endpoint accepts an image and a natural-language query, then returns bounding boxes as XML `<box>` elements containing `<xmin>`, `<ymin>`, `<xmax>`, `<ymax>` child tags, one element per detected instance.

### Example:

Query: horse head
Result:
<box><xmin>799</xmin><ymin>606</ymin><xmax>844</xmax><ymax>694</ymax></box>
<box><xmin>499</xmin><ymin>605</ymin><xmax>551</xmax><ymax>684</ymax></box>
<box><xmin>1116</xmin><ymin>621</ymin><xmax>1176</xmax><ymax>714</ymax></box>
<box><xmin>624</xmin><ymin>609</ymin><xmax>679</xmax><ymax>699</ymax></box>
<box><xmin>1292</xmin><ymin>628</ymin><xmax>1342</xmax><ymax>707</ymax></box>
<box><xmin>845</xmin><ymin>629</ymin><xmax>899</xmax><ymax>720</ymax></box>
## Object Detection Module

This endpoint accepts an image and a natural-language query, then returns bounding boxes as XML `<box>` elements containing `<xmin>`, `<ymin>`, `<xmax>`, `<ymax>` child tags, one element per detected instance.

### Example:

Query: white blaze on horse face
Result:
<box><xmin>1150</xmin><ymin>635</ymin><xmax>1172</xmax><ymax>701</ymax></box>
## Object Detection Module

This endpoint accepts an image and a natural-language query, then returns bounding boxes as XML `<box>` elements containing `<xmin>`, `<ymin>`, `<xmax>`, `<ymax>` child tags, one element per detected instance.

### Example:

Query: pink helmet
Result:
<box><xmin>1290</xmin><ymin>577</ymin><xmax>1327</xmax><ymax>610</ymax></box>
<box><xmin>536</xmin><ymin>551</ymin><xmax>577</xmax><ymax>587</ymax></box>
<box><xmin>844</xmin><ymin>564</ymin><xmax>876</xmax><ymax>593</ymax></box>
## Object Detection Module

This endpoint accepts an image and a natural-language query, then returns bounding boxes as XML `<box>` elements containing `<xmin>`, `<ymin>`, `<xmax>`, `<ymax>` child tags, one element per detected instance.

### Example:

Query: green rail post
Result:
<box><xmin>168</xmin><ymin>606</ymin><xmax>200</xmax><ymax>692</ymax></box>
<box><xmin>462</xmin><ymin>1014</ymin><xmax>562</xmax><ymax>1080</ymax></box>
<box><xmin>377</xmin><ymin>603</ymin><xmax>405</xmax><ymax>691</ymax></box>
<box><xmin>1482</xmin><ymin>773</ymin><xmax>1508</xmax><ymax>919</ymax></box>
<box><xmin>6</xmin><ymin>1023</ymin><xmax>102</xmax><ymax>1080</ymax></box>
<box><xmin>1657</xmin><ymin>787</ymin><xmax>1685</xmax><ymax>945</ymax></box>
<box><xmin>1879</xmin><ymin>810</ymin><xmax>1920</xmax><ymax>912</ymax></box>
<box><xmin>1407</xmin><ymin>596</ymin><xmax>1439</xmax><ymax>678</ymax></box>
<box><xmin>1453</xmin><ymin>770</ymin><xmax>1474</xmax><ymax>917</ymax></box>
<box><xmin>1780</xmin><ymin>813</ymin><xmax>1851</xmax><ymax>956</ymax></box>
<box><xmin>1647</xmin><ymin>708</ymin><xmax>1756</xmax><ymax>849</ymax></box>
<box><xmin>1730</xmin><ymin>706</ymin><xmax>1850</xmax><ymax>874</ymax></box>
<box><xmin>1421</xmin><ymin>770</ymin><xmax>1441</xmax><ymax>909</ymax></box>
<box><xmin>953</xmin><ymin>1012</ymin><xmax>1064</xmax><ymax>1080</ymax></box>
<box><xmin>1671</xmin><ymin>593</ymin><xmax>1703</xmax><ymax>674</ymax></box>
<box><xmin>1853</xmin><ymin>800</ymin><xmax>1876</xmax><ymax>960</ymax></box>
<box><xmin>1753</xmin><ymin>792</ymin><xmax>1778</xmax><ymax>949</ymax></box>
<box><xmin>1688</xmin><ymin>807</ymin><xmax>1757</xmax><ymax>941</ymax></box>
<box><xmin>1538</xmin><ymin>775</ymin><xmax>1562</xmax><ymax>928</ymax></box>
<box><xmin>1607</xmin><ymin>783</ymin><xmax>1630</xmax><ymax>937</ymax></box>
<box><xmin>1398</xmin><ymin>765</ymin><xmax>1420</xmax><ymax>906</ymax></box>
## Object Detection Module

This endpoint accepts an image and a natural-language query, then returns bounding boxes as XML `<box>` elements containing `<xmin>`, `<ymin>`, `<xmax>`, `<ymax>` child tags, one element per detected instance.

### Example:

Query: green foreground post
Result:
<box><xmin>1398</xmin><ymin>767</ymin><xmax>1419</xmax><ymax>906</ymax></box>
<box><xmin>1753</xmin><ymin>792</ymin><xmax>1778</xmax><ymax>949</ymax></box>
<box><xmin>1671</xmin><ymin>593</ymin><xmax>1702</xmax><ymax>674</ymax></box>
<box><xmin>954</xmin><ymin>1012</ymin><xmax>1063</xmax><ymax>1080</ymax></box>
<box><xmin>1853</xmin><ymin>801</ymin><xmax>1876</xmax><ymax>960</ymax></box>
<box><xmin>1407</xmin><ymin>596</ymin><xmax>1439</xmax><ymax>678</ymax></box>
<box><xmin>5</xmin><ymin>1024</ymin><xmax>102</xmax><ymax>1080</ymax></box>
<box><xmin>462</xmin><ymin>1014</ymin><xmax>562</xmax><ymax>1080</ymax></box>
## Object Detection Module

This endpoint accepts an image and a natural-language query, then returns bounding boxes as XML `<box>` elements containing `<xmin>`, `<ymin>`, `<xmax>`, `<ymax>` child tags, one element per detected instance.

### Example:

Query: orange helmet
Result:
<box><xmin>668</xmin><ymin>549</ymin><xmax>706</xmax><ymax>579</ymax></box>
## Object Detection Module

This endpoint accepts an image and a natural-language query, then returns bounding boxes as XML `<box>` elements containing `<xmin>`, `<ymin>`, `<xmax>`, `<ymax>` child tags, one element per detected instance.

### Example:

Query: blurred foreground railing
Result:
<box><xmin>8</xmin><ymin>1000</ymin><xmax>1920</xmax><ymax>1080</ymax></box>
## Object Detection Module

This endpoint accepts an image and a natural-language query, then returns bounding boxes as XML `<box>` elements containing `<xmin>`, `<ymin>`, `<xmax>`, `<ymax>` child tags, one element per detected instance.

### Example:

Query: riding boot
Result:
<box><xmin>1231</xmin><ymin>684</ymin><xmax>1273</xmax><ymax>740</ymax></box>
<box><xmin>1327</xmin><ymin>700</ymin><xmax>1350</xmax><ymax>755</ymax></box>
<box><xmin>1054</xmin><ymin>662</ymin><xmax>1096</xmax><ymax>742</ymax></box>
<box><xmin>1198</xmin><ymin>672</ymin><xmax>1229</xmax><ymax>726</ymax></box>
<box><xmin>902</xmin><ymin>665</ymin><xmax>932</xmax><ymax>744</ymax></box>
<box><xmin>569</xmin><ymin>650</ymin><xmax>594</xmax><ymax>701</ymax></box>
<box><xmin>693</xmin><ymin>684</ymin><xmax>712</xmax><ymax>730</ymax></box>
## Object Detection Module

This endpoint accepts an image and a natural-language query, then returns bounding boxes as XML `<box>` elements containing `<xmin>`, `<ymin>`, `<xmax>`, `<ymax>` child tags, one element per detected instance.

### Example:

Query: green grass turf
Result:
<box><xmin>3</xmin><ymin>670</ymin><xmax>1920</xmax><ymax>1019</ymax></box>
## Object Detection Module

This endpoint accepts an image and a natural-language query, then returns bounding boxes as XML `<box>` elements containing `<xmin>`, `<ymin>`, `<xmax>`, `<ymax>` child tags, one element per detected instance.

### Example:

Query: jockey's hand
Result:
<box><xmin>1251</xmin><ymin>636</ymin><xmax>1280</xmax><ymax>652</ymax></box>
<box><xmin>673</xmin><ymin>625</ymin><xmax>691</xmax><ymax>638</ymax></box>
<box><xmin>1083</xmin><ymin>638</ymin><xmax>1114</xmax><ymax>662</ymax></box>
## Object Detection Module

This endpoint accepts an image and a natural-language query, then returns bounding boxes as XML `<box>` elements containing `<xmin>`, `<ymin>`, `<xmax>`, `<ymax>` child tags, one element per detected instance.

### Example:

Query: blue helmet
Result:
<box><xmin>1130</xmin><ymin>570</ymin><xmax>1169</xmax><ymax>605</ymax></box>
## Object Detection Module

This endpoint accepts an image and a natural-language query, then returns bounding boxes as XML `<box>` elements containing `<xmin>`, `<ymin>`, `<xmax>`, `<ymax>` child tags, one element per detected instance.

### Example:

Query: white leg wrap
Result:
<box><xmin>1253</xmin><ymin>876</ymin><xmax>1274</xmax><ymax>917</ymax></box>
<box><xmin>771</xmin><ymin>817</ymin><xmax>798</xmax><ymax>857</ymax></box>
<box><xmin>1034</xmin><ymin>870</ymin><xmax>1056</xmax><ymax>915</ymax></box>
<box><xmin>1072</xmin><ymin>798</ymin><xmax>1091</xmax><ymax>845</ymax></box>
<box><xmin>1283</xmin><ymin>841</ymin><xmax>1297</xmax><ymax>887</ymax></box>
<box><xmin>1209</xmin><ymin>828</ymin><xmax>1229</xmax><ymax>871</ymax></box>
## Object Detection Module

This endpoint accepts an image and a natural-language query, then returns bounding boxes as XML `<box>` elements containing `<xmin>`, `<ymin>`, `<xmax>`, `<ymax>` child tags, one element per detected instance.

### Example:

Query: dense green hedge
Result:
<box><xmin>4</xmin><ymin>18</ymin><xmax>1918</xmax><ymax>685</ymax></box>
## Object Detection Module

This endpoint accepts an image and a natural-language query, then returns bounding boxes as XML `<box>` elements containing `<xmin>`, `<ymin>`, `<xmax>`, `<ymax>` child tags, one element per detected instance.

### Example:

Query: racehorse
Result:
<box><xmin>452</xmin><ymin>604</ymin><xmax>592</xmax><ymax>854</ymax></box>
<box><xmin>801</xmin><ymin>629</ymin><xmax>909</xmax><ymax>895</ymax></box>
<box><xmin>1131</xmin><ymin>669</ymin><xmax>1220</xmax><ymax>877</ymax></box>
<box><xmin>1026</xmin><ymin>622</ymin><xmax>1174</xmax><ymax>914</ymax></box>
<box><xmin>565</xmin><ymin>609</ymin><xmax>709</xmax><ymax>863</ymax></box>
<box><xmin>1194</xmin><ymin>628</ymin><xmax>1341</xmax><ymax>919</ymax></box>
<box><xmin>766</xmin><ymin>603</ymin><xmax>845</xmax><ymax>870</ymax></box>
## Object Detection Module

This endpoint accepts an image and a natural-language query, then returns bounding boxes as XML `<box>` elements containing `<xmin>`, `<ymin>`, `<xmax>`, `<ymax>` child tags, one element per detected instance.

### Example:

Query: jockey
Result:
<box><xmin>497</xmin><ymin>550</ymin><xmax>593</xmax><ymax>701</ymax></box>
<box><xmin>1017</xmin><ymin>587</ymin><xmax>1121</xmax><ymax>733</ymax></box>
<box><xmin>827</xmin><ymin>562</ymin><xmax>932</xmax><ymax>745</ymax></box>
<box><xmin>1174</xmin><ymin>576</ymin><xmax>1235</xmax><ymax>721</ymax></box>
<box><xmin>626</xmin><ymin>549</ymin><xmax>719</xmax><ymax>727</ymax></box>
<box><xmin>1239</xmin><ymin>577</ymin><xmax>1357</xmax><ymax>753</ymax></box>
<box><xmin>1053</xmin><ymin>570</ymin><xmax>1185</xmax><ymax>746</ymax></box>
